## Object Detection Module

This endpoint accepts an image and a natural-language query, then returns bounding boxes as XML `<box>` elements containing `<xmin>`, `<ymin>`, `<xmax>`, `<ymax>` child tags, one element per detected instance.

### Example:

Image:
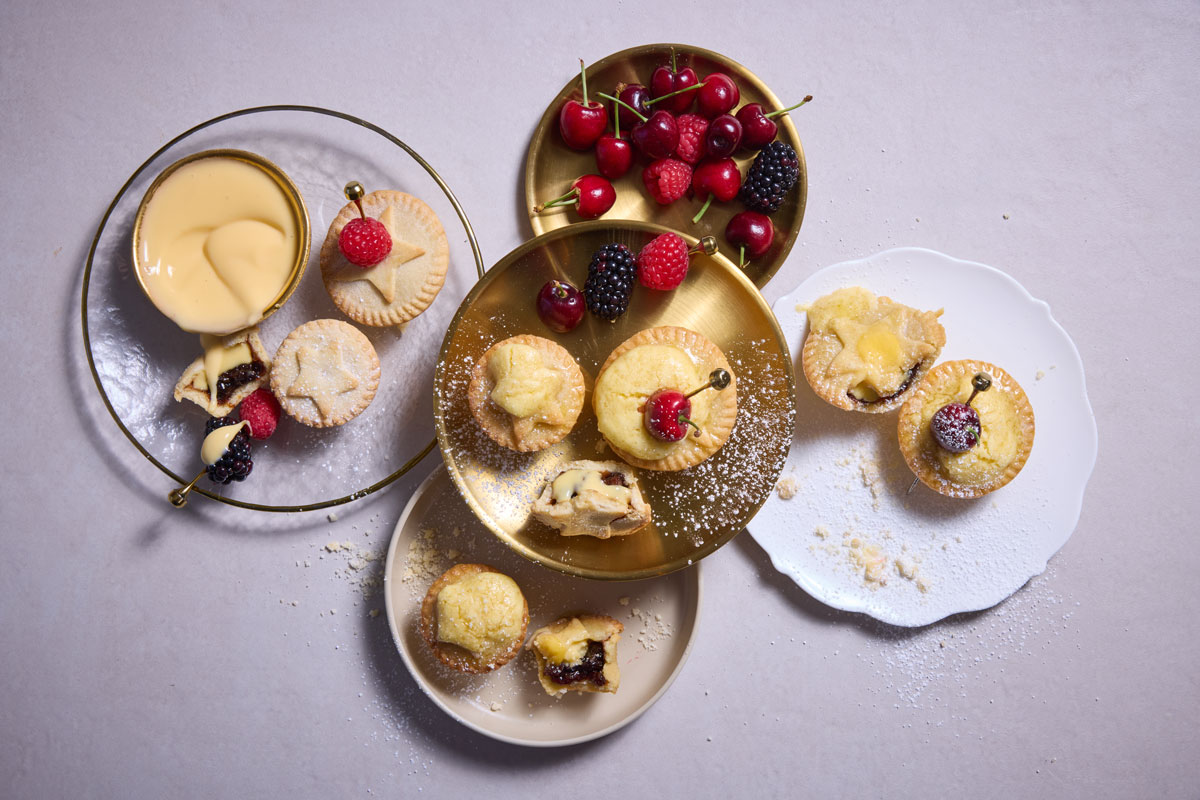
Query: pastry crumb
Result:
<box><xmin>618</xmin><ymin>596</ymin><xmax>630</xmax><ymax>606</ymax></box>
<box><xmin>327</xmin><ymin>512</ymin><xmax>339</xmax><ymax>522</ymax></box>
<box><xmin>776</xmin><ymin>476</ymin><xmax>799</xmax><ymax>500</ymax></box>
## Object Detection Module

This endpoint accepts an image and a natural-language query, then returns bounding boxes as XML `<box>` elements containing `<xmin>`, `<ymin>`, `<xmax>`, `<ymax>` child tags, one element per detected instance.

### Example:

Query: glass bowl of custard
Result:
<box><xmin>131</xmin><ymin>149</ymin><xmax>310</xmax><ymax>336</ymax></box>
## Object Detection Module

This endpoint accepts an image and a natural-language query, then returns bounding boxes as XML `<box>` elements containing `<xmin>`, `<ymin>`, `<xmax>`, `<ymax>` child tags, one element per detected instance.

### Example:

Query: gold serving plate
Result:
<box><xmin>525</xmin><ymin>44</ymin><xmax>807</xmax><ymax>289</ymax></box>
<box><xmin>433</xmin><ymin>220</ymin><xmax>796</xmax><ymax>580</ymax></box>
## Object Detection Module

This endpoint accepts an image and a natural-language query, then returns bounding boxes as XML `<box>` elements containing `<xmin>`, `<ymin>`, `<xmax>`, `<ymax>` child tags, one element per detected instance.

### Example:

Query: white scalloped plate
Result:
<box><xmin>749</xmin><ymin>248</ymin><xmax>1097</xmax><ymax>627</ymax></box>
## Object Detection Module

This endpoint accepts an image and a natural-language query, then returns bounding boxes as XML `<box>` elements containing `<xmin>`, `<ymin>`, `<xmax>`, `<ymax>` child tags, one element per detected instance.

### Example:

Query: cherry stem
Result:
<box><xmin>646</xmin><ymin>81</ymin><xmax>707</xmax><ymax>107</ymax></box>
<box><xmin>579</xmin><ymin>58</ymin><xmax>591</xmax><ymax>107</ymax></box>
<box><xmin>613</xmin><ymin>98</ymin><xmax>621</xmax><ymax>138</ymax></box>
<box><xmin>738</xmin><ymin>244</ymin><xmax>746</xmax><ymax>268</ymax></box>
<box><xmin>670</xmin><ymin>47</ymin><xmax>677</xmax><ymax>73</ymax></box>
<box><xmin>765</xmin><ymin>95</ymin><xmax>813</xmax><ymax>119</ymax></box>
<box><xmin>679</xmin><ymin>415</ymin><xmax>702</xmax><ymax>438</ymax></box>
<box><xmin>534</xmin><ymin>187</ymin><xmax>579</xmax><ymax>212</ymax></box>
<box><xmin>596</xmin><ymin>92</ymin><xmax>647</xmax><ymax>123</ymax></box>
<box><xmin>691</xmin><ymin>195</ymin><xmax>714</xmax><ymax>224</ymax></box>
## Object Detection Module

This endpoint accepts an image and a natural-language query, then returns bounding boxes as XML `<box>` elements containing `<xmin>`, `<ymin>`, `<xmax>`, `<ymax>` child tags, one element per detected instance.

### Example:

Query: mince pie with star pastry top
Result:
<box><xmin>320</xmin><ymin>190</ymin><xmax>449</xmax><ymax>328</ymax></box>
<box><xmin>802</xmin><ymin>286</ymin><xmax>946</xmax><ymax>413</ymax></box>
<box><xmin>467</xmin><ymin>334</ymin><xmax>585</xmax><ymax>452</ymax></box>
<box><xmin>268</xmin><ymin>319</ymin><xmax>380</xmax><ymax>428</ymax></box>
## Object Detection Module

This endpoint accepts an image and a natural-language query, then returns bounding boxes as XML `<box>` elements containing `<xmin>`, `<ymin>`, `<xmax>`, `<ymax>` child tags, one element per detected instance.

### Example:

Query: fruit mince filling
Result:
<box><xmin>216</xmin><ymin>360</ymin><xmax>266</xmax><ymax>404</ymax></box>
<box><xmin>848</xmin><ymin>364</ymin><xmax>919</xmax><ymax>407</ymax></box>
<box><xmin>600</xmin><ymin>471</ymin><xmax>628</xmax><ymax>487</ymax></box>
<box><xmin>545</xmin><ymin>640</ymin><xmax>608</xmax><ymax>686</ymax></box>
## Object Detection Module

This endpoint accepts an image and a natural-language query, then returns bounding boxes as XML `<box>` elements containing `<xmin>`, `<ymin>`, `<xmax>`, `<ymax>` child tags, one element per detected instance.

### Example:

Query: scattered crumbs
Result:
<box><xmin>327</xmin><ymin>512</ymin><xmax>340</xmax><ymax>522</ymax></box>
<box><xmin>325</xmin><ymin>541</ymin><xmax>342</xmax><ymax>553</ymax></box>
<box><xmin>814</xmin><ymin>525</ymin><xmax>830</xmax><ymax>540</ymax></box>
<box><xmin>1035</xmin><ymin>370</ymin><xmax>1046</xmax><ymax>381</ymax></box>
<box><xmin>776</xmin><ymin>476</ymin><xmax>799</xmax><ymax>500</ymax></box>
<box><xmin>401</xmin><ymin>529</ymin><xmax>449</xmax><ymax>587</ymax></box>
<box><xmin>618</xmin><ymin>596</ymin><xmax>630</xmax><ymax>606</ymax></box>
<box><xmin>489</xmin><ymin>702</ymin><xmax>502</xmax><ymax>713</ymax></box>
<box><xmin>626</xmin><ymin>601</ymin><xmax>675</xmax><ymax>651</ymax></box>
<box><xmin>1003</xmin><ymin>213</ymin><xmax>1010</xmax><ymax>220</ymax></box>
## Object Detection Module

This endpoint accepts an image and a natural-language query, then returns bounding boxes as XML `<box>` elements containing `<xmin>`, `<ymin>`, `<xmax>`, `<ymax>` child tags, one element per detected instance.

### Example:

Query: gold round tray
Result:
<box><xmin>433</xmin><ymin>220</ymin><xmax>796</xmax><ymax>580</ymax></box>
<box><xmin>524</xmin><ymin>43</ymin><xmax>808</xmax><ymax>289</ymax></box>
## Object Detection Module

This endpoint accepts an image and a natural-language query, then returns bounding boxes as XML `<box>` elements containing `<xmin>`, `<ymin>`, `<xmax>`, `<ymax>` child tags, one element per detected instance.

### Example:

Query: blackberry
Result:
<box><xmin>739</xmin><ymin>141</ymin><xmax>800</xmax><ymax>213</ymax></box>
<box><xmin>583</xmin><ymin>242</ymin><xmax>637</xmax><ymax>320</ymax></box>
<box><xmin>204</xmin><ymin>416</ymin><xmax>254</xmax><ymax>485</ymax></box>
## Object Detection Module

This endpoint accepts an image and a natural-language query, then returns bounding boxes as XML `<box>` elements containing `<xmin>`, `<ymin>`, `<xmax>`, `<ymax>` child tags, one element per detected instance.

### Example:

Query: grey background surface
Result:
<box><xmin>3</xmin><ymin>0</ymin><xmax>1197</xmax><ymax>797</ymax></box>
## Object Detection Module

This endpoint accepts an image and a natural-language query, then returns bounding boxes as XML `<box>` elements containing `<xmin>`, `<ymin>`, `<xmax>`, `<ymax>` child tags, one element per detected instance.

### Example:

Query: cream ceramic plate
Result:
<box><xmin>383</xmin><ymin>464</ymin><xmax>702</xmax><ymax>746</ymax></box>
<box><xmin>749</xmin><ymin>248</ymin><xmax>1097</xmax><ymax>627</ymax></box>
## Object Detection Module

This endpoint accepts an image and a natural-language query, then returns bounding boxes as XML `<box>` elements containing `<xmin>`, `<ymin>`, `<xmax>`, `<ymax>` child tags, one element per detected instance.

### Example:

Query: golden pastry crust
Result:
<box><xmin>172</xmin><ymin>327</ymin><xmax>271</xmax><ymax>416</ymax></box>
<box><xmin>419</xmin><ymin>563</ymin><xmax>529</xmax><ymax>674</ymax></box>
<box><xmin>528</xmin><ymin>614</ymin><xmax>623</xmax><ymax>696</ymax></box>
<box><xmin>802</xmin><ymin>287</ymin><xmax>946</xmax><ymax>413</ymax></box>
<box><xmin>320</xmin><ymin>190</ymin><xmax>448</xmax><ymax>327</ymax></box>
<box><xmin>593</xmin><ymin>326</ymin><xmax>737</xmax><ymax>472</ymax></box>
<box><xmin>467</xmin><ymin>334</ymin><xmax>585</xmax><ymax>452</ymax></box>
<box><xmin>531</xmin><ymin>460</ymin><xmax>652</xmax><ymax>539</ymax></box>
<box><xmin>268</xmin><ymin>319</ymin><xmax>380</xmax><ymax>428</ymax></box>
<box><xmin>897</xmin><ymin>359</ymin><xmax>1035</xmax><ymax>498</ymax></box>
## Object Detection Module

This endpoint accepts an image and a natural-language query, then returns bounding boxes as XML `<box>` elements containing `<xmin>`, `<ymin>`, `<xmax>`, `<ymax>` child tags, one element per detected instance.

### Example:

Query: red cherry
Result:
<box><xmin>534</xmin><ymin>175</ymin><xmax>615</xmax><ymax>220</ymax></box>
<box><xmin>595</xmin><ymin>134</ymin><xmax>633</xmax><ymax>180</ymax></box>
<box><xmin>632</xmin><ymin>109</ymin><xmax>679</xmax><ymax>159</ymax></box>
<box><xmin>643</xmin><ymin>389</ymin><xmax>694</xmax><ymax>442</ymax></box>
<box><xmin>931</xmin><ymin>403</ymin><xmax>981</xmax><ymax>452</ymax></box>
<box><xmin>725</xmin><ymin>211</ymin><xmax>775</xmax><ymax>264</ymax></box>
<box><xmin>649</xmin><ymin>51</ymin><xmax>701</xmax><ymax>114</ymax></box>
<box><xmin>615</xmin><ymin>83</ymin><xmax>651</xmax><ymax>129</ymax></box>
<box><xmin>559</xmin><ymin>59</ymin><xmax>608</xmax><ymax>150</ymax></box>
<box><xmin>697</xmin><ymin>73</ymin><xmax>740</xmax><ymax>119</ymax></box>
<box><xmin>704</xmin><ymin>114</ymin><xmax>743</xmax><ymax>159</ymax></box>
<box><xmin>737</xmin><ymin>96</ymin><xmax>813</xmax><ymax>150</ymax></box>
<box><xmin>536</xmin><ymin>280</ymin><xmax>585</xmax><ymax>333</ymax></box>
<box><xmin>691</xmin><ymin>159</ymin><xmax>742</xmax><ymax>223</ymax></box>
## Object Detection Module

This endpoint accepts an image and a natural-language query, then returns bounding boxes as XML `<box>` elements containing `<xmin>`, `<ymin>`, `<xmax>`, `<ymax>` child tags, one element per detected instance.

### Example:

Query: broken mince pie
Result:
<box><xmin>802</xmin><ymin>286</ymin><xmax>945</xmax><ymax>413</ymax></box>
<box><xmin>529</xmin><ymin>614</ymin><xmax>623</xmax><ymax>696</ymax></box>
<box><xmin>173</xmin><ymin>327</ymin><xmax>271</xmax><ymax>416</ymax></box>
<box><xmin>531</xmin><ymin>460</ymin><xmax>651</xmax><ymax>539</ymax></box>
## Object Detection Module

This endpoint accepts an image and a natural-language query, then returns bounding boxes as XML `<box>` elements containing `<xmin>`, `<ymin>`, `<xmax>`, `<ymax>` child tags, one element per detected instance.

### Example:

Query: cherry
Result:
<box><xmin>736</xmin><ymin>96</ymin><xmax>813</xmax><ymax>150</ymax></box>
<box><xmin>534</xmin><ymin>175</ymin><xmax>615</xmax><ymax>220</ymax></box>
<box><xmin>644</xmin><ymin>390</ymin><xmax>693</xmax><ymax>442</ymax></box>
<box><xmin>595</xmin><ymin>97</ymin><xmax>633</xmax><ymax>179</ymax></box>
<box><xmin>537</xmin><ymin>280</ymin><xmax>585</xmax><ymax>333</ymax></box>
<box><xmin>704</xmin><ymin>114</ymin><xmax>743</xmax><ymax>159</ymax></box>
<box><xmin>691</xmin><ymin>159</ymin><xmax>741</xmax><ymax>223</ymax></box>
<box><xmin>615</xmin><ymin>83</ymin><xmax>651</xmax><ymax>129</ymax></box>
<box><xmin>931</xmin><ymin>373</ymin><xmax>992</xmax><ymax>452</ymax></box>
<box><xmin>598</xmin><ymin>93</ymin><xmax>678</xmax><ymax>159</ymax></box>
<box><xmin>642</xmin><ymin>369</ymin><xmax>733</xmax><ymax>442</ymax></box>
<box><xmin>696</xmin><ymin>73</ymin><xmax>740</xmax><ymax>119</ymax></box>
<box><xmin>559</xmin><ymin>59</ymin><xmax>608</xmax><ymax>151</ymax></box>
<box><xmin>649</xmin><ymin>50</ymin><xmax>701</xmax><ymax>114</ymax></box>
<box><xmin>725</xmin><ymin>211</ymin><xmax>774</xmax><ymax>265</ymax></box>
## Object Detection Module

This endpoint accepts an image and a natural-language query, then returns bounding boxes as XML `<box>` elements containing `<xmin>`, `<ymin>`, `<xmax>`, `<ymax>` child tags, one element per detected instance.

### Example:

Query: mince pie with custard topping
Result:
<box><xmin>531</xmin><ymin>460</ymin><xmax>651</xmax><ymax>539</ymax></box>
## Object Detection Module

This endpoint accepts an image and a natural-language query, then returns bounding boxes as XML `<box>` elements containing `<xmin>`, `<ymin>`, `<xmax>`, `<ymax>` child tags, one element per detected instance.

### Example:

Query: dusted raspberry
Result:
<box><xmin>674</xmin><ymin>114</ymin><xmax>709</xmax><ymax>165</ymax></box>
<box><xmin>641</xmin><ymin>158</ymin><xmax>692</xmax><ymax>205</ymax></box>
<box><xmin>239</xmin><ymin>387</ymin><xmax>282</xmax><ymax>440</ymax></box>
<box><xmin>338</xmin><ymin>217</ymin><xmax>392</xmax><ymax>268</ymax></box>
<box><xmin>637</xmin><ymin>233</ymin><xmax>690</xmax><ymax>291</ymax></box>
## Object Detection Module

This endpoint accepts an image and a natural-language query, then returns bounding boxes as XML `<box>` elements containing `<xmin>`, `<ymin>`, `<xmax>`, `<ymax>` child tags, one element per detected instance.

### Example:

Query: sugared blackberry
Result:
<box><xmin>739</xmin><ymin>141</ymin><xmax>800</xmax><ymax>213</ymax></box>
<box><xmin>583</xmin><ymin>242</ymin><xmax>637</xmax><ymax>320</ymax></box>
<box><xmin>204</xmin><ymin>416</ymin><xmax>254</xmax><ymax>485</ymax></box>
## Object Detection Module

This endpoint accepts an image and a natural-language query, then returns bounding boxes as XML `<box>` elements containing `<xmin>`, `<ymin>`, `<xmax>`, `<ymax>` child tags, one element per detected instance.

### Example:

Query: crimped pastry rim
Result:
<box><xmin>594</xmin><ymin>325</ymin><xmax>737</xmax><ymax>472</ymax></box>
<box><xmin>466</xmin><ymin>334</ymin><xmax>585</xmax><ymax>453</ymax></box>
<box><xmin>897</xmin><ymin>359</ymin><xmax>1035</xmax><ymax>498</ymax></box>
<box><xmin>419</xmin><ymin>563</ymin><xmax>529</xmax><ymax>674</ymax></box>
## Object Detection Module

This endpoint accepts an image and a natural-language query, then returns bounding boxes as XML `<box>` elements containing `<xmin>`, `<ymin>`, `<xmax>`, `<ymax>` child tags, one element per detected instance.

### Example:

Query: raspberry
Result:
<box><xmin>338</xmin><ymin>217</ymin><xmax>392</xmax><ymax>268</ymax></box>
<box><xmin>637</xmin><ymin>233</ymin><xmax>690</xmax><ymax>291</ymax></box>
<box><xmin>238</xmin><ymin>388</ymin><xmax>281</xmax><ymax>440</ymax></box>
<box><xmin>204</xmin><ymin>417</ymin><xmax>254</xmax><ymax>485</ymax></box>
<box><xmin>641</xmin><ymin>158</ymin><xmax>692</xmax><ymax>205</ymax></box>
<box><xmin>584</xmin><ymin>243</ymin><xmax>637</xmax><ymax>320</ymax></box>
<box><xmin>674</xmin><ymin>114</ymin><xmax>709</xmax><ymax>165</ymax></box>
<box><xmin>739</xmin><ymin>141</ymin><xmax>800</xmax><ymax>213</ymax></box>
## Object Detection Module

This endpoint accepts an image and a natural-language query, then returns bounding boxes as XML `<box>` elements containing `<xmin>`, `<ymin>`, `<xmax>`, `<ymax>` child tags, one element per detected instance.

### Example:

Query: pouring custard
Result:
<box><xmin>133</xmin><ymin>150</ymin><xmax>309</xmax><ymax>335</ymax></box>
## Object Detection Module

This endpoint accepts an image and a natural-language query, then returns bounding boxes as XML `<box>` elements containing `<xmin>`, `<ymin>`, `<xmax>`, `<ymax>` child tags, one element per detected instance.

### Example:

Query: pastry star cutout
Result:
<box><xmin>286</xmin><ymin>343</ymin><xmax>361</xmax><ymax>420</ymax></box>
<box><xmin>338</xmin><ymin>205</ymin><xmax>426</xmax><ymax>303</ymax></box>
<box><xmin>828</xmin><ymin>311</ymin><xmax>933</xmax><ymax>394</ymax></box>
